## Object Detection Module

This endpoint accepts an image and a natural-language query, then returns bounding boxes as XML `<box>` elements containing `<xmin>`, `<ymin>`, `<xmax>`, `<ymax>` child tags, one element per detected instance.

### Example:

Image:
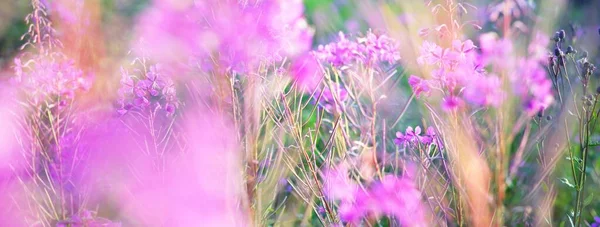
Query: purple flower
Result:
<box><xmin>591</xmin><ymin>216</ymin><xmax>600</xmax><ymax>227</ymax></box>
<box><xmin>420</xmin><ymin>127</ymin><xmax>437</xmax><ymax>145</ymax></box>
<box><xmin>357</xmin><ymin>31</ymin><xmax>401</xmax><ymax>64</ymax></box>
<box><xmin>117</xmin><ymin>64</ymin><xmax>178</xmax><ymax>116</ymax></box>
<box><xmin>395</xmin><ymin>126</ymin><xmax>439</xmax><ymax>147</ymax></box>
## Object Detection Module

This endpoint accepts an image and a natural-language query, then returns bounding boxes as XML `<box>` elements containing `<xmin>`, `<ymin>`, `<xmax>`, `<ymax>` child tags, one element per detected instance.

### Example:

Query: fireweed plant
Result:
<box><xmin>1</xmin><ymin>0</ymin><xmax>600</xmax><ymax>226</ymax></box>
<box><xmin>4</xmin><ymin>0</ymin><xmax>102</xmax><ymax>226</ymax></box>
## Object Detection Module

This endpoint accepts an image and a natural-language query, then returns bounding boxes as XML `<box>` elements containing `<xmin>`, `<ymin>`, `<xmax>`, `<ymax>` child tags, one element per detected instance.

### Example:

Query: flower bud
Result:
<box><xmin>546</xmin><ymin>115</ymin><xmax>553</xmax><ymax>121</ymax></box>
<box><xmin>596</xmin><ymin>86</ymin><xmax>600</xmax><ymax>94</ymax></box>
<box><xmin>566</xmin><ymin>46</ymin><xmax>576</xmax><ymax>55</ymax></box>
<box><xmin>559</xmin><ymin>30</ymin><xmax>566</xmax><ymax>40</ymax></box>
<box><xmin>586</xmin><ymin>94</ymin><xmax>595</xmax><ymax>102</ymax></box>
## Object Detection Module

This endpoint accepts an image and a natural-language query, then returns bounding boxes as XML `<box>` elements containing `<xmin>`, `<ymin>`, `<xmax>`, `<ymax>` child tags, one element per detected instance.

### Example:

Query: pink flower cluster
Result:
<box><xmin>12</xmin><ymin>56</ymin><xmax>91</xmax><ymax>107</ymax></box>
<box><xmin>314</xmin><ymin>31</ymin><xmax>401</xmax><ymax>67</ymax></box>
<box><xmin>136</xmin><ymin>0</ymin><xmax>314</xmax><ymax>72</ymax></box>
<box><xmin>117</xmin><ymin>64</ymin><xmax>178</xmax><ymax>116</ymax></box>
<box><xmin>411</xmin><ymin>32</ymin><xmax>554</xmax><ymax>114</ymax></box>
<box><xmin>394</xmin><ymin>126</ymin><xmax>439</xmax><ymax>147</ymax></box>
<box><xmin>480</xmin><ymin>32</ymin><xmax>553</xmax><ymax>115</ymax></box>
<box><xmin>323</xmin><ymin>163</ymin><xmax>425</xmax><ymax>225</ymax></box>
<box><xmin>411</xmin><ymin>39</ymin><xmax>504</xmax><ymax>111</ymax></box>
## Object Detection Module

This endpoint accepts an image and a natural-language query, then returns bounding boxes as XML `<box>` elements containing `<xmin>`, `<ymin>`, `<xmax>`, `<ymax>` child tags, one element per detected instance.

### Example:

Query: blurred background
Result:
<box><xmin>1</xmin><ymin>0</ymin><xmax>599</xmax><ymax>76</ymax></box>
<box><xmin>1</xmin><ymin>0</ymin><xmax>600</xmax><ymax>225</ymax></box>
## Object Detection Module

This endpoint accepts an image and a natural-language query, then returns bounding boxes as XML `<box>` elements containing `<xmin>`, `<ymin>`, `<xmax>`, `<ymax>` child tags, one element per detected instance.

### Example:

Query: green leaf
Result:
<box><xmin>584</xmin><ymin>193</ymin><xmax>594</xmax><ymax>206</ymax></box>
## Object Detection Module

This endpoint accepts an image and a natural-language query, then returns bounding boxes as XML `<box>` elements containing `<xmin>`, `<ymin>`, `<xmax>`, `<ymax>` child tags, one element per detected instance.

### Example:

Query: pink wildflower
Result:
<box><xmin>395</xmin><ymin>126</ymin><xmax>439</xmax><ymax>146</ymax></box>
<box><xmin>408</xmin><ymin>75</ymin><xmax>431</xmax><ymax>97</ymax></box>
